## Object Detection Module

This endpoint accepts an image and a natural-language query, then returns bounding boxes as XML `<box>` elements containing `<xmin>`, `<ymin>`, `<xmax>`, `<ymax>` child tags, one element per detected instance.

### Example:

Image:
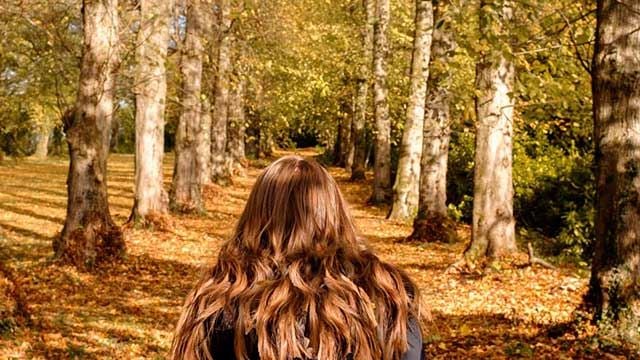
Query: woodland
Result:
<box><xmin>0</xmin><ymin>0</ymin><xmax>639</xmax><ymax>358</ymax></box>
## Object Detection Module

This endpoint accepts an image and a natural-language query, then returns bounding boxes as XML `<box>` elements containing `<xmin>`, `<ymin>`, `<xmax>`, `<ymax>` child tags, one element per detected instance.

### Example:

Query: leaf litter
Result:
<box><xmin>0</xmin><ymin>152</ymin><xmax>634</xmax><ymax>359</ymax></box>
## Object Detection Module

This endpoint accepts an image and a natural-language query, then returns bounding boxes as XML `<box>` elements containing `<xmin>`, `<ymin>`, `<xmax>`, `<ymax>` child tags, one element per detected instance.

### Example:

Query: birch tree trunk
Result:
<box><xmin>345</xmin><ymin>94</ymin><xmax>356</xmax><ymax>171</ymax></box>
<box><xmin>171</xmin><ymin>0</ymin><xmax>204</xmax><ymax>213</ymax></box>
<box><xmin>371</xmin><ymin>0</ymin><xmax>391</xmax><ymax>203</ymax></box>
<box><xmin>342</xmin><ymin>99</ymin><xmax>353</xmax><ymax>169</ymax></box>
<box><xmin>210</xmin><ymin>0</ymin><xmax>232</xmax><ymax>185</ymax></box>
<box><xmin>130</xmin><ymin>0</ymin><xmax>173</xmax><ymax>222</ymax></box>
<box><xmin>588</xmin><ymin>0</ymin><xmax>640</xmax><ymax>343</ymax></box>
<box><xmin>388</xmin><ymin>0</ymin><xmax>433</xmax><ymax>220</ymax></box>
<box><xmin>351</xmin><ymin>0</ymin><xmax>375</xmax><ymax>181</ymax></box>
<box><xmin>410</xmin><ymin>5</ymin><xmax>456</xmax><ymax>241</ymax></box>
<box><xmin>466</xmin><ymin>0</ymin><xmax>517</xmax><ymax>259</ymax></box>
<box><xmin>198</xmin><ymin>98</ymin><xmax>212</xmax><ymax>186</ymax></box>
<box><xmin>55</xmin><ymin>0</ymin><xmax>124</xmax><ymax>269</ymax></box>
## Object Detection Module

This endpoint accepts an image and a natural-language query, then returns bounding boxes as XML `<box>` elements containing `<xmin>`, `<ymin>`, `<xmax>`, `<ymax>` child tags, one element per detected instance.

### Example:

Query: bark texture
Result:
<box><xmin>371</xmin><ymin>0</ymin><xmax>391</xmax><ymax>203</ymax></box>
<box><xmin>589</xmin><ymin>0</ymin><xmax>640</xmax><ymax>343</ymax></box>
<box><xmin>131</xmin><ymin>0</ymin><xmax>173</xmax><ymax>222</ymax></box>
<box><xmin>351</xmin><ymin>0</ymin><xmax>375</xmax><ymax>181</ymax></box>
<box><xmin>55</xmin><ymin>0</ymin><xmax>124</xmax><ymax>268</ymax></box>
<box><xmin>410</xmin><ymin>5</ymin><xmax>455</xmax><ymax>241</ymax></box>
<box><xmin>171</xmin><ymin>0</ymin><xmax>205</xmax><ymax>213</ymax></box>
<box><xmin>345</xmin><ymin>97</ymin><xmax>356</xmax><ymax>171</ymax></box>
<box><xmin>466</xmin><ymin>0</ymin><xmax>517</xmax><ymax>259</ymax></box>
<box><xmin>389</xmin><ymin>0</ymin><xmax>434</xmax><ymax>220</ymax></box>
<box><xmin>210</xmin><ymin>0</ymin><xmax>232</xmax><ymax>185</ymax></box>
<box><xmin>198</xmin><ymin>98</ymin><xmax>212</xmax><ymax>186</ymax></box>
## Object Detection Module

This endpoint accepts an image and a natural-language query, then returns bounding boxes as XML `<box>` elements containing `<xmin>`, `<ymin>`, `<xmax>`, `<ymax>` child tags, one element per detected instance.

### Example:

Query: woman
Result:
<box><xmin>171</xmin><ymin>156</ymin><xmax>424</xmax><ymax>360</ymax></box>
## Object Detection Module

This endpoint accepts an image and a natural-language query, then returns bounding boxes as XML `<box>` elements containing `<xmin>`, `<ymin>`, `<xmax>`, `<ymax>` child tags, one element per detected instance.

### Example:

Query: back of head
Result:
<box><xmin>234</xmin><ymin>155</ymin><xmax>358</xmax><ymax>260</ymax></box>
<box><xmin>171</xmin><ymin>156</ymin><xmax>421</xmax><ymax>360</ymax></box>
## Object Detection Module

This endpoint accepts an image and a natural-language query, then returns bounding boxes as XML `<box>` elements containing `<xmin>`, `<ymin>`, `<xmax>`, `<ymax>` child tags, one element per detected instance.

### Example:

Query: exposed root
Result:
<box><xmin>526</xmin><ymin>242</ymin><xmax>557</xmax><ymax>270</ymax></box>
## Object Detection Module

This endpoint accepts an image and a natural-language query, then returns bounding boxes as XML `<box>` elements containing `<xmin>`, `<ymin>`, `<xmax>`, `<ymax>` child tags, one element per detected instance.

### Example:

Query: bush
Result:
<box><xmin>446</xmin><ymin>126</ymin><xmax>595</xmax><ymax>260</ymax></box>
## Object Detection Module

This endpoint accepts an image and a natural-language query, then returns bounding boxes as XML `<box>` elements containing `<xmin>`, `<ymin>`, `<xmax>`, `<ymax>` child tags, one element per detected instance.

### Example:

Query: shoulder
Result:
<box><xmin>403</xmin><ymin>317</ymin><xmax>424</xmax><ymax>360</ymax></box>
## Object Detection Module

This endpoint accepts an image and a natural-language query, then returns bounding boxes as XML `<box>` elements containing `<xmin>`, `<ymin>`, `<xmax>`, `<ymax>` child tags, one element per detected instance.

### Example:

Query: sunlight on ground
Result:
<box><xmin>0</xmin><ymin>151</ymin><xmax>608</xmax><ymax>359</ymax></box>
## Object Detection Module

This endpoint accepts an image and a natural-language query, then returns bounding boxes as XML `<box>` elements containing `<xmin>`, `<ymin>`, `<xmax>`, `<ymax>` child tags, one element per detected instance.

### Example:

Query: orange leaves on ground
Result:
<box><xmin>0</xmin><ymin>152</ymin><xmax>633</xmax><ymax>358</ymax></box>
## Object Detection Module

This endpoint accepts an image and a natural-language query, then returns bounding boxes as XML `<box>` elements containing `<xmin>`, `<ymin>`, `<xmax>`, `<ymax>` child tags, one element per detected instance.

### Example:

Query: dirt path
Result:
<box><xmin>0</xmin><ymin>151</ymin><xmax>622</xmax><ymax>359</ymax></box>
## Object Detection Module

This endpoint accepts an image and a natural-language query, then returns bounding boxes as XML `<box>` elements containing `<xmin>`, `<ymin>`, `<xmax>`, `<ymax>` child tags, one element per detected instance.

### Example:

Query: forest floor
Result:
<box><xmin>0</xmin><ymin>149</ymin><xmax>635</xmax><ymax>359</ymax></box>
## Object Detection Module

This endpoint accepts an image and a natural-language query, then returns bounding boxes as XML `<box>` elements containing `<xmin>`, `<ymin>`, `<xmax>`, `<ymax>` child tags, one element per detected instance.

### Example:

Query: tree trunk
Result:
<box><xmin>55</xmin><ymin>0</ymin><xmax>124</xmax><ymax>269</ymax></box>
<box><xmin>341</xmin><ymin>98</ymin><xmax>353</xmax><ymax>169</ymax></box>
<box><xmin>345</xmin><ymin>93</ymin><xmax>356</xmax><ymax>171</ymax></box>
<box><xmin>371</xmin><ymin>0</ymin><xmax>391</xmax><ymax>203</ymax></box>
<box><xmin>409</xmin><ymin>4</ymin><xmax>456</xmax><ymax>241</ymax></box>
<box><xmin>388</xmin><ymin>0</ymin><xmax>433</xmax><ymax>220</ymax></box>
<box><xmin>33</xmin><ymin>124</ymin><xmax>52</xmax><ymax>159</ymax></box>
<box><xmin>130</xmin><ymin>0</ymin><xmax>173</xmax><ymax>222</ymax></box>
<box><xmin>51</xmin><ymin>125</ymin><xmax>65</xmax><ymax>156</ymax></box>
<box><xmin>588</xmin><ymin>0</ymin><xmax>640</xmax><ymax>343</ymax></box>
<box><xmin>210</xmin><ymin>0</ymin><xmax>232</xmax><ymax>185</ymax></box>
<box><xmin>226</xmin><ymin>71</ymin><xmax>246</xmax><ymax>176</ymax></box>
<box><xmin>334</xmin><ymin>118</ymin><xmax>344</xmax><ymax>164</ymax></box>
<box><xmin>260</xmin><ymin>125</ymin><xmax>275</xmax><ymax>158</ymax></box>
<box><xmin>351</xmin><ymin>0</ymin><xmax>375</xmax><ymax>181</ymax></box>
<box><xmin>171</xmin><ymin>0</ymin><xmax>204</xmax><ymax>213</ymax></box>
<box><xmin>198</xmin><ymin>98</ymin><xmax>212</xmax><ymax>186</ymax></box>
<box><xmin>335</xmin><ymin>99</ymin><xmax>353</xmax><ymax>168</ymax></box>
<box><xmin>466</xmin><ymin>0</ymin><xmax>517</xmax><ymax>259</ymax></box>
<box><xmin>245</xmin><ymin>119</ymin><xmax>259</xmax><ymax>159</ymax></box>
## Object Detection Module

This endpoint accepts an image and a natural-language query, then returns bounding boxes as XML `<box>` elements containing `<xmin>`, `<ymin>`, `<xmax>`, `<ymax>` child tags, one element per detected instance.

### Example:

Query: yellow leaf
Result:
<box><xmin>460</xmin><ymin>324</ymin><xmax>472</xmax><ymax>337</ymax></box>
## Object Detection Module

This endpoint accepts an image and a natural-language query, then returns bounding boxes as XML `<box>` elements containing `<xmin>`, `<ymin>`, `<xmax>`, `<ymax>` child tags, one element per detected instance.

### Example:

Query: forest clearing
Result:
<box><xmin>0</xmin><ymin>151</ymin><xmax>629</xmax><ymax>359</ymax></box>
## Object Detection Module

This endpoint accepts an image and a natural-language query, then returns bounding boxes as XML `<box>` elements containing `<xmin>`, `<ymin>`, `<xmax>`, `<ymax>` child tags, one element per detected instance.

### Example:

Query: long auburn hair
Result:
<box><xmin>171</xmin><ymin>155</ymin><xmax>422</xmax><ymax>360</ymax></box>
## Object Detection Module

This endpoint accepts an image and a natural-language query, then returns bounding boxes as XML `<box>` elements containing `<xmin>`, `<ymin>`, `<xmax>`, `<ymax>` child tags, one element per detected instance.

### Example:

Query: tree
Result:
<box><xmin>226</xmin><ymin>64</ymin><xmax>247</xmax><ymax>176</ymax></box>
<box><xmin>32</xmin><ymin>123</ymin><xmax>52</xmax><ymax>159</ymax></box>
<box><xmin>371</xmin><ymin>0</ymin><xmax>391</xmax><ymax>203</ymax></box>
<box><xmin>210</xmin><ymin>0</ymin><xmax>232</xmax><ymax>185</ymax></box>
<box><xmin>54</xmin><ymin>0</ymin><xmax>125</xmax><ymax>268</ymax></box>
<box><xmin>334</xmin><ymin>94</ymin><xmax>353</xmax><ymax>169</ymax></box>
<box><xmin>409</xmin><ymin>3</ymin><xmax>456</xmax><ymax>241</ymax></box>
<box><xmin>344</xmin><ymin>107</ymin><xmax>355</xmax><ymax>171</ymax></box>
<box><xmin>466</xmin><ymin>0</ymin><xmax>517</xmax><ymax>259</ymax></box>
<box><xmin>588</xmin><ymin>0</ymin><xmax>640</xmax><ymax>343</ymax></box>
<box><xmin>171</xmin><ymin>0</ymin><xmax>205</xmax><ymax>213</ymax></box>
<box><xmin>388</xmin><ymin>0</ymin><xmax>434</xmax><ymax>220</ymax></box>
<box><xmin>351</xmin><ymin>0</ymin><xmax>375</xmax><ymax>181</ymax></box>
<box><xmin>130</xmin><ymin>0</ymin><xmax>173</xmax><ymax>222</ymax></box>
<box><xmin>0</xmin><ymin>1</ymin><xmax>79</xmax><ymax>159</ymax></box>
<box><xmin>198</xmin><ymin>98</ymin><xmax>213</xmax><ymax>186</ymax></box>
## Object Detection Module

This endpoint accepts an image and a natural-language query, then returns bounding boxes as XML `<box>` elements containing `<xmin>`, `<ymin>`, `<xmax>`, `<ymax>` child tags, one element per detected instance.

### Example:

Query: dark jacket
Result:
<box><xmin>208</xmin><ymin>316</ymin><xmax>424</xmax><ymax>360</ymax></box>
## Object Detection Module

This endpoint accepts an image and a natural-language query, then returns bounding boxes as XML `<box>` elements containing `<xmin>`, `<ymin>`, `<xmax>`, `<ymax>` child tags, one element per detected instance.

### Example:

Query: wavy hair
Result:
<box><xmin>171</xmin><ymin>155</ymin><xmax>422</xmax><ymax>360</ymax></box>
